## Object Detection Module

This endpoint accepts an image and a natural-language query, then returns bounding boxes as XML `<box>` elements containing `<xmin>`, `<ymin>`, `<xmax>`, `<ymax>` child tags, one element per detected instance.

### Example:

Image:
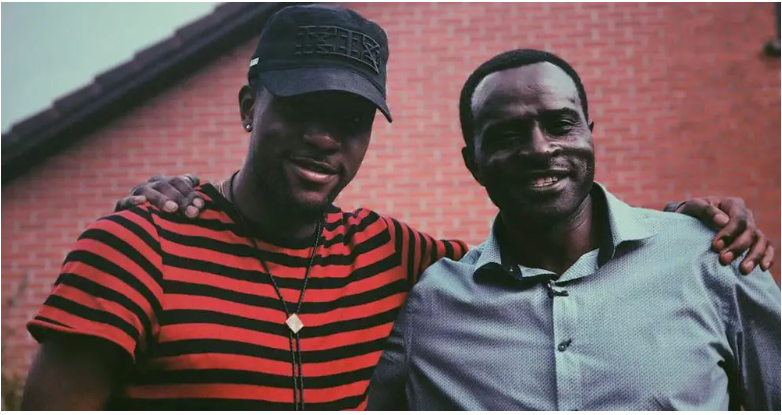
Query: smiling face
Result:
<box><xmin>463</xmin><ymin>62</ymin><xmax>595</xmax><ymax>223</ymax></box>
<box><xmin>241</xmin><ymin>86</ymin><xmax>376</xmax><ymax>216</ymax></box>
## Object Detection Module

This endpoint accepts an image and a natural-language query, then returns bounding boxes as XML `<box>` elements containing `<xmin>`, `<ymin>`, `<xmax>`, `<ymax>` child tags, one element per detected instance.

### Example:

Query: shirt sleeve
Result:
<box><xmin>724</xmin><ymin>267</ymin><xmax>781</xmax><ymax>410</ymax></box>
<box><xmin>27</xmin><ymin>205</ymin><xmax>164</xmax><ymax>363</ymax></box>
<box><xmin>367</xmin><ymin>289</ymin><xmax>412</xmax><ymax>410</ymax></box>
<box><xmin>381</xmin><ymin>216</ymin><xmax>469</xmax><ymax>285</ymax></box>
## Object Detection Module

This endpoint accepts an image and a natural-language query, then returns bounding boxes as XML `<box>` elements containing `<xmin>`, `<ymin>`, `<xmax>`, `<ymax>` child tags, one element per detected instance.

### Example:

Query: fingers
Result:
<box><xmin>128</xmin><ymin>175</ymin><xmax>205</xmax><ymax>217</ymax></box>
<box><xmin>168</xmin><ymin>176</ymin><xmax>205</xmax><ymax>218</ymax></box>
<box><xmin>183</xmin><ymin>173</ymin><xmax>201</xmax><ymax>187</ymax></box>
<box><xmin>761</xmin><ymin>245</ymin><xmax>775</xmax><ymax>272</ymax></box>
<box><xmin>140</xmin><ymin>183</ymin><xmax>181</xmax><ymax>213</ymax></box>
<box><xmin>675</xmin><ymin>196</ymin><xmax>773</xmax><ymax>274</ymax></box>
<box><xmin>150</xmin><ymin>180</ymin><xmax>194</xmax><ymax>214</ymax></box>
<box><xmin>711</xmin><ymin>199</ymin><xmax>748</xmax><ymax>251</ymax></box>
<box><xmin>719</xmin><ymin>226</ymin><xmax>771</xmax><ymax>275</ymax></box>
<box><xmin>113</xmin><ymin>195</ymin><xmax>147</xmax><ymax>212</ymax></box>
<box><xmin>147</xmin><ymin>174</ymin><xmax>173</xmax><ymax>183</ymax></box>
<box><xmin>737</xmin><ymin>230</ymin><xmax>769</xmax><ymax>275</ymax></box>
<box><xmin>678</xmin><ymin>200</ymin><xmax>729</xmax><ymax>231</ymax></box>
<box><xmin>717</xmin><ymin>227</ymin><xmax>754</xmax><ymax>266</ymax></box>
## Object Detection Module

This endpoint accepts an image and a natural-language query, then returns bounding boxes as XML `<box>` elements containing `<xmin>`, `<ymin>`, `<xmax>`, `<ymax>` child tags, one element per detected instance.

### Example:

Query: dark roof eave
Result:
<box><xmin>1</xmin><ymin>2</ymin><xmax>292</xmax><ymax>185</ymax></box>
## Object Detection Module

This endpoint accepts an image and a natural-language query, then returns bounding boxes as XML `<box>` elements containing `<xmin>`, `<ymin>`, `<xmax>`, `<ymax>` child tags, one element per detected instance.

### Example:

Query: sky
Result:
<box><xmin>1</xmin><ymin>2</ymin><xmax>220</xmax><ymax>133</ymax></box>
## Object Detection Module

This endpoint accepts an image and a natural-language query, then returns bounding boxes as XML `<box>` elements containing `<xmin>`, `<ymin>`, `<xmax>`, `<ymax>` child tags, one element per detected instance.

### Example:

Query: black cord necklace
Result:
<box><xmin>222</xmin><ymin>171</ymin><xmax>322</xmax><ymax>410</ymax></box>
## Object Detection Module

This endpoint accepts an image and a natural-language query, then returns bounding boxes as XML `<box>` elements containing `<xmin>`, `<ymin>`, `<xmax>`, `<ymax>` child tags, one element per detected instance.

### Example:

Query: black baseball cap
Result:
<box><xmin>249</xmin><ymin>4</ymin><xmax>392</xmax><ymax>122</ymax></box>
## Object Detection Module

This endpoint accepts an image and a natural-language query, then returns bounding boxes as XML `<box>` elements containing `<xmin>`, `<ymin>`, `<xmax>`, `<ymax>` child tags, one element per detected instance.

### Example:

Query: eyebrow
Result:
<box><xmin>479</xmin><ymin>107</ymin><xmax>583</xmax><ymax>133</ymax></box>
<box><xmin>538</xmin><ymin>108</ymin><xmax>582</xmax><ymax>121</ymax></box>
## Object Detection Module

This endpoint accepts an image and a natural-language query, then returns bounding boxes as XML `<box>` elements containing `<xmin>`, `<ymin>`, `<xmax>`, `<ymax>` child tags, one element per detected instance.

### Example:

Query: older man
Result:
<box><xmin>367</xmin><ymin>49</ymin><xmax>780</xmax><ymax>411</ymax></box>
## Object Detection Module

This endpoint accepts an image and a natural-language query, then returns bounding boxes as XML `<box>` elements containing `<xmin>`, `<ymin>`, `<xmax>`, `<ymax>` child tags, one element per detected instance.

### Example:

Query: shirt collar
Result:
<box><xmin>595</xmin><ymin>182</ymin><xmax>656</xmax><ymax>254</ymax></box>
<box><xmin>473</xmin><ymin>219</ymin><xmax>509</xmax><ymax>274</ymax></box>
<box><xmin>473</xmin><ymin>182</ymin><xmax>656</xmax><ymax>278</ymax></box>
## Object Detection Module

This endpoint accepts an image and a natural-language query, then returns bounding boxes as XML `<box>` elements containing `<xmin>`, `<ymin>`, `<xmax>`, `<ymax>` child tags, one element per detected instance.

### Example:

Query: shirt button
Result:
<box><xmin>557</xmin><ymin>339</ymin><xmax>572</xmax><ymax>352</ymax></box>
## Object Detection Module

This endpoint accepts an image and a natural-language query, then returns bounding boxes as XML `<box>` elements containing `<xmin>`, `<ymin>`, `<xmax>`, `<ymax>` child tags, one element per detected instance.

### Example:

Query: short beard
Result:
<box><xmin>255</xmin><ymin>167</ymin><xmax>333</xmax><ymax>220</ymax></box>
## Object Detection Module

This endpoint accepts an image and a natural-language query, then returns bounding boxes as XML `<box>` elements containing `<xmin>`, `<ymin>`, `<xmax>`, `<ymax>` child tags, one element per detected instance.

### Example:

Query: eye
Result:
<box><xmin>546</xmin><ymin>120</ymin><xmax>576</xmax><ymax>136</ymax></box>
<box><xmin>480</xmin><ymin>131</ymin><xmax>520</xmax><ymax>153</ymax></box>
<box><xmin>492</xmin><ymin>129</ymin><xmax>526</xmax><ymax>142</ymax></box>
<box><xmin>329</xmin><ymin>112</ymin><xmax>372</xmax><ymax>136</ymax></box>
<box><xmin>346</xmin><ymin>112</ymin><xmax>373</xmax><ymax>127</ymax></box>
<box><xmin>277</xmin><ymin>98</ymin><xmax>306</xmax><ymax>121</ymax></box>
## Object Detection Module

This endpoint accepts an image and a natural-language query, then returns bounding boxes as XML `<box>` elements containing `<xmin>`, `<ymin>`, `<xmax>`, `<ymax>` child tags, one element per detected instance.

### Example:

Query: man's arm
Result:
<box><xmin>22</xmin><ymin>206</ymin><xmax>164</xmax><ymax>409</ymax></box>
<box><xmin>114</xmin><ymin>174</ymin><xmax>775</xmax><ymax>274</ymax></box>
<box><xmin>22</xmin><ymin>336</ymin><xmax>128</xmax><ymax>410</ymax></box>
<box><xmin>367</xmin><ymin>297</ymin><xmax>412</xmax><ymax>410</ymax></box>
<box><xmin>380</xmin><ymin>216</ymin><xmax>469</xmax><ymax>284</ymax></box>
<box><xmin>725</xmin><ymin>266</ymin><xmax>781</xmax><ymax>410</ymax></box>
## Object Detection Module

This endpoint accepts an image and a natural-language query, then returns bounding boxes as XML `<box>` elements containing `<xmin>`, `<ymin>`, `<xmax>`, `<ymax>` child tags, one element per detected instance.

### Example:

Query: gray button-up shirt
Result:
<box><xmin>368</xmin><ymin>184</ymin><xmax>780</xmax><ymax>411</ymax></box>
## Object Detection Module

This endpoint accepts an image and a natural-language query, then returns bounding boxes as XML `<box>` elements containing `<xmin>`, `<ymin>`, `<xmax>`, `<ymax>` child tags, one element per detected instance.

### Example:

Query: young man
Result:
<box><xmin>367</xmin><ymin>49</ymin><xmax>780</xmax><ymax>411</ymax></box>
<box><xmin>23</xmin><ymin>5</ymin><xmax>774</xmax><ymax>411</ymax></box>
<box><xmin>23</xmin><ymin>5</ymin><xmax>468</xmax><ymax>410</ymax></box>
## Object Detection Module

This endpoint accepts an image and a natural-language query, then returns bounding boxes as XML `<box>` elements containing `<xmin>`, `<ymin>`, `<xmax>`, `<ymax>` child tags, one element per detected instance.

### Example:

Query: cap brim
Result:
<box><xmin>257</xmin><ymin>68</ymin><xmax>392</xmax><ymax>123</ymax></box>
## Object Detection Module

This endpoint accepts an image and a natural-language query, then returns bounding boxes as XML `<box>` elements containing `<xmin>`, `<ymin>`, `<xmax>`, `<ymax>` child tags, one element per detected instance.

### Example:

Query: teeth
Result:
<box><xmin>531</xmin><ymin>176</ymin><xmax>559</xmax><ymax>187</ymax></box>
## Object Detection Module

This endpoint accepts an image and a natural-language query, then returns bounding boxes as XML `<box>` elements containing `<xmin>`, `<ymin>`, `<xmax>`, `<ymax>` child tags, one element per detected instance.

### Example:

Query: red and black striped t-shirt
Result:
<box><xmin>28</xmin><ymin>183</ymin><xmax>468</xmax><ymax>410</ymax></box>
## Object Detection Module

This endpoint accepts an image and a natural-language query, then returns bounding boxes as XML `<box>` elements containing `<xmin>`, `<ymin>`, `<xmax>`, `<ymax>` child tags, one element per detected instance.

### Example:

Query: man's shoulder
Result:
<box><xmin>629</xmin><ymin>205</ymin><xmax>717</xmax><ymax>246</ymax></box>
<box><xmin>335</xmin><ymin>206</ymin><xmax>382</xmax><ymax>221</ymax></box>
<box><xmin>633</xmin><ymin>205</ymin><xmax>780</xmax><ymax>316</ymax></box>
<box><xmin>347</xmin><ymin>207</ymin><xmax>407</xmax><ymax>226</ymax></box>
<box><xmin>625</xmin><ymin>206</ymin><xmax>730</xmax><ymax>268</ymax></box>
<box><xmin>84</xmin><ymin>203</ymin><xmax>164</xmax><ymax>247</ymax></box>
<box><xmin>325</xmin><ymin>206</ymin><xmax>390</xmax><ymax>232</ymax></box>
<box><xmin>624</xmin><ymin>205</ymin><xmax>747</xmax><ymax>285</ymax></box>
<box><xmin>343</xmin><ymin>207</ymin><xmax>428</xmax><ymax>236</ymax></box>
<box><xmin>93</xmin><ymin>203</ymin><xmax>159</xmax><ymax>230</ymax></box>
<box><xmin>599</xmin><ymin>185</ymin><xmax>716</xmax><ymax>247</ymax></box>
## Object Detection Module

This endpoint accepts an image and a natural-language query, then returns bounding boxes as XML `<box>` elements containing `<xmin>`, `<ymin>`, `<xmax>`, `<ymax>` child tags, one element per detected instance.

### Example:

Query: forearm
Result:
<box><xmin>21</xmin><ymin>338</ymin><xmax>125</xmax><ymax>410</ymax></box>
<box><xmin>367</xmin><ymin>303</ymin><xmax>411</xmax><ymax>410</ymax></box>
<box><xmin>366</xmin><ymin>356</ymin><xmax>409</xmax><ymax>410</ymax></box>
<box><xmin>733</xmin><ymin>269</ymin><xmax>781</xmax><ymax>410</ymax></box>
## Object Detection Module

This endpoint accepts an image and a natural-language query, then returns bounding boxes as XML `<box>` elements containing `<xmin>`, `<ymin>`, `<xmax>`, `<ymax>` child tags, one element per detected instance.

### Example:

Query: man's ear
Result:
<box><xmin>588</xmin><ymin>120</ymin><xmax>595</xmax><ymax>132</ymax></box>
<box><xmin>461</xmin><ymin>145</ymin><xmax>484</xmax><ymax>186</ymax></box>
<box><xmin>239</xmin><ymin>84</ymin><xmax>256</xmax><ymax>131</ymax></box>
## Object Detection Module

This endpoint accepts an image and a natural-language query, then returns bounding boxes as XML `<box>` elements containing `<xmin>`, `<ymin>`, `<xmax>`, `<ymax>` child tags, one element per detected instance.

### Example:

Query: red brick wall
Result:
<box><xmin>2</xmin><ymin>2</ymin><xmax>779</xmax><ymax>375</ymax></box>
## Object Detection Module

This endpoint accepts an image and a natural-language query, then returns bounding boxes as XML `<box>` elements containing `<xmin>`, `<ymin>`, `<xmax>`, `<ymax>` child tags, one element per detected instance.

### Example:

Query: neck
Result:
<box><xmin>230</xmin><ymin>169</ymin><xmax>320</xmax><ymax>240</ymax></box>
<box><xmin>500</xmin><ymin>194</ymin><xmax>603</xmax><ymax>276</ymax></box>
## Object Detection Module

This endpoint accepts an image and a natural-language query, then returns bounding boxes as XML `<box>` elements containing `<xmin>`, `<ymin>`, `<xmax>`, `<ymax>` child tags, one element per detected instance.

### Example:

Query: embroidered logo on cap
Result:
<box><xmin>294</xmin><ymin>25</ymin><xmax>382</xmax><ymax>74</ymax></box>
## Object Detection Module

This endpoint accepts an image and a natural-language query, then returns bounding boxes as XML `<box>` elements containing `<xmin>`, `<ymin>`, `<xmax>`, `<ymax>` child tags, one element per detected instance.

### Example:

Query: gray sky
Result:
<box><xmin>1</xmin><ymin>2</ymin><xmax>220</xmax><ymax>133</ymax></box>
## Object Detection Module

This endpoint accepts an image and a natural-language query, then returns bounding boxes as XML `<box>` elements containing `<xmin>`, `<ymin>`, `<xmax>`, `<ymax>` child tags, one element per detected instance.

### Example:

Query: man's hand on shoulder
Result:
<box><xmin>672</xmin><ymin>196</ymin><xmax>774</xmax><ymax>275</ymax></box>
<box><xmin>115</xmin><ymin>173</ymin><xmax>205</xmax><ymax>218</ymax></box>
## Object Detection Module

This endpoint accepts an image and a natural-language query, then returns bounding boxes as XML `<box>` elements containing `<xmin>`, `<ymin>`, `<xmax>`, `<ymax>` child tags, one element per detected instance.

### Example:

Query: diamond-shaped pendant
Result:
<box><xmin>286</xmin><ymin>313</ymin><xmax>304</xmax><ymax>334</ymax></box>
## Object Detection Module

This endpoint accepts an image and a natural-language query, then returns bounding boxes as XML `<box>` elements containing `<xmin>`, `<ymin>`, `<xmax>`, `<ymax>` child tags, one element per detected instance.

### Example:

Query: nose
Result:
<box><xmin>302</xmin><ymin>123</ymin><xmax>340</xmax><ymax>154</ymax></box>
<box><xmin>519</xmin><ymin>125</ymin><xmax>560</xmax><ymax>160</ymax></box>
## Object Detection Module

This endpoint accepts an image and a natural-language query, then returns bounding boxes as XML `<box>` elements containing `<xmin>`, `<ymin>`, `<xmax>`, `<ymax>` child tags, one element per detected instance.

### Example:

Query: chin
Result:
<box><xmin>271</xmin><ymin>176</ymin><xmax>339</xmax><ymax>216</ymax></box>
<box><xmin>491</xmin><ymin>192</ymin><xmax>581</xmax><ymax>223</ymax></box>
<box><xmin>526</xmin><ymin>205</ymin><xmax>577</xmax><ymax>222</ymax></box>
<box><xmin>290</xmin><ymin>192</ymin><xmax>335</xmax><ymax>215</ymax></box>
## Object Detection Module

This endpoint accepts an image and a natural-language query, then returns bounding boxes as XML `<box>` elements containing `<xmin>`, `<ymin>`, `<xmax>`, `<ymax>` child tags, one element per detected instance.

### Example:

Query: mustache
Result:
<box><xmin>502</xmin><ymin>158</ymin><xmax>571</xmax><ymax>173</ymax></box>
<box><xmin>503</xmin><ymin>148</ymin><xmax>594</xmax><ymax>174</ymax></box>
